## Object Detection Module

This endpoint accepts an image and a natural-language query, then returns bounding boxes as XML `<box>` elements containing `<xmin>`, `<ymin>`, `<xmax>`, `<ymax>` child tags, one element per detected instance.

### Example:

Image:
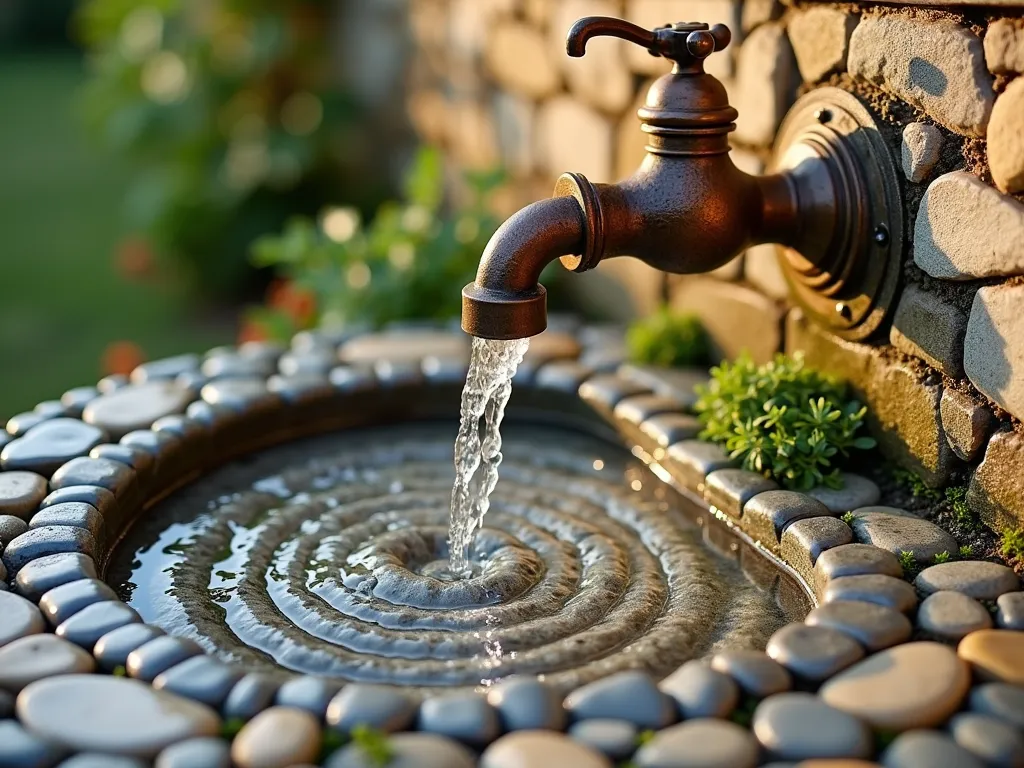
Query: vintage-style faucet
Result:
<box><xmin>461</xmin><ymin>16</ymin><xmax>903</xmax><ymax>342</ymax></box>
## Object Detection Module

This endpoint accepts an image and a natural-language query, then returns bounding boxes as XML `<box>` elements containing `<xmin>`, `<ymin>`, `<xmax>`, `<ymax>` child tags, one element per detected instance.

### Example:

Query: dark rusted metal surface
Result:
<box><xmin>462</xmin><ymin>15</ymin><xmax>903</xmax><ymax>342</ymax></box>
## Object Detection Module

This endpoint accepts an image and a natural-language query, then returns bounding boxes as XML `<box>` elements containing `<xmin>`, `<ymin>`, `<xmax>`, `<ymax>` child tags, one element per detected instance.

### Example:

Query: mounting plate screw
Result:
<box><xmin>815</xmin><ymin>108</ymin><xmax>832</xmax><ymax>124</ymax></box>
<box><xmin>835</xmin><ymin>302</ymin><xmax>852</xmax><ymax>321</ymax></box>
<box><xmin>873</xmin><ymin>224</ymin><xmax>890</xmax><ymax>246</ymax></box>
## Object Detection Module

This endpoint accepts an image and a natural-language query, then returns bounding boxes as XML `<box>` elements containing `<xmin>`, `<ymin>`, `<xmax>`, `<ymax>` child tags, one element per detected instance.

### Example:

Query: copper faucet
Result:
<box><xmin>462</xmin><ymin>16</ymin><xmax>903</xmax><ymax>341</ymax></box>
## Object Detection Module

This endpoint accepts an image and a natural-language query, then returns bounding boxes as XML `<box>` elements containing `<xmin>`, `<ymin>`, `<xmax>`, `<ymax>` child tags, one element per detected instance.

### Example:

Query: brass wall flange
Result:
<box><xmin>771</xmin><ymin>88</ymin><xmax>903</xmax><ymax>341</ymax></box>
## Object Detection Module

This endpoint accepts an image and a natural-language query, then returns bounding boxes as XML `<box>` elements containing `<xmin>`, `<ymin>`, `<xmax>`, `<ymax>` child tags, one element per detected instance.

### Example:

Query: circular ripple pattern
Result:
<box><xmin>109</xmin><ymin>425</ymin><xmax>790</xmax><ymax>693</ymax></box>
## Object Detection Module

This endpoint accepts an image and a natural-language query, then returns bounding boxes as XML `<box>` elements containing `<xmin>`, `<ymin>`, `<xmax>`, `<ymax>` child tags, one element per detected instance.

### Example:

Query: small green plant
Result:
<box><xmin>319</xmin><ymin>729</ymin><xmax>346</xmax><ymax>762</ymax></box>
<box><xmin>247</xmin><ymin>146</ymin><xmax>506</xmax><ymax>339</ymax></box>
<box><xmin>695</xmin><ymin>354</ymin><xmax>876</xmax><ymax>490</ymax></box>
<box><xmin>730</xmin><ymin>695</ymin><xmax>759</xmax><ymax>728</ymax></box>
<box><xmin>350</xmin><ymin>725</ymin><xmax>393</xmax><ymax>767</ymax></box>
<box><xmin>897</xmin><ymin>550</ymin><xmax>916</xmax><ymax>571</ymax></box>
<box><xmin>841</xmin><ymin>511</ymin><xmax>856</xmax><ymax>526</ymax></box>
<box><xmin>959</xmin><ymin>544</ymin><xmax>975</xmax><ymax>558</ymax></box>
<box><xmin>220</xmin><ymin>718</ymin><xmax>245</xmax><ymax>739</ymax></box>
<box><xmin>111</xmin><ymin>665</ymin><xmax>127</xmax><ymax>677</ymax></box>
<box><xmin>933</xmin><ymin>550</ymin><xmax>951</xmax><ymax>564</ymax></box>
<box><xmin>626</xmin><ymin>310</ymin><xmax>710</xmax><ymax>368</ymax></box>
<box><xmin>1000</xmin><ymin>528</ymin><xmax>1024</xmax><ymax>560</ymax></box>
<box><xmin>945</xmin><ymin>486</ymin><xmax>979</xmax><ymax>530</ymax></box>
<box><xmin>891</xmin><ymin>467</ymin><xmax>942</xmax><ymax>502</ymax></box>
<box><xmin>635</xmin><ymin>730</ymin><xmax>656</xmax><ymax>747</ymax></box>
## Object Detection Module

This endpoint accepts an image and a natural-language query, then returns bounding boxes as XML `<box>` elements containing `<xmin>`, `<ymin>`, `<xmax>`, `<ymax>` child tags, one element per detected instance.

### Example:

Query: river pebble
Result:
<box><xmin>820</xmin><ymin>642</ymin><xmax>970</xmax><ymax>730</ymax></box>
<box><xmin>710</xmin><ymin>650</ymin><xmax>792</xmax><ymax>697</ymax></box>
<box><xmin>154</xmin><ymin>737</ymin><xmax>231</xmax><ymax>768</ymax></box>
<box><xmin>915</xmin><ymin>561</ymin><xmax>1020</xmax><ymax>600</ymax></box>
<box><xmin>418</xmin><ymin>691</ymin><xmax>501</xmax><ymax>747</ymax></box>
<box><xmin>948</xmin><ymin>712</ymin><xmax>1024</xmax><ymax>767</ymax></box>
<box><xmin>92</xmin><ymin>624</ymin><xmax>165</xmax><ymax>672</ymax></box>
<box><xmin>996</xmin><ymin>592</ymin><xmax>1024</xmax><ymax>629</ymax></box>
<box><xmin>658</xmin><ymin>660</ymin><xmax>739</xmax><ymax>719</ymax></box>
<box><xmin>958</xmin><ymin>629</ymin><xmax>1024</xmax><ymax>685</ymax></box>
<box><xmin>231</xmin><ymin>706</ymin><xmax>321</xmax><ymax>768</ymax></box>
<box><xmin>634</xmin><ymin>719</ymin><xmax>759</xmax><ymax>768</ymax></box>
<box><xmin>766</xmin><ymin>623</ymin><xmax>865</xmax><ymax>681</ymax></box>
<box><xmin>38</xmin><ymin>579</ymin><xmax>117</xmax><ymax>627</ymax></box>
<box><xmin>153</xmin><ymin>655</ymin><xmax>244</xmax><ymax>708</ymax></box>
<box><xmin>222</xmin><ymin>673</ymin><xmax>281</xmax><ymax>722</ymax></box>
<box><xmin>126</xmin><ymin>636</ymin><xmax>203</xmax><ymax>681</ymax></box>
<box><xmin>916</xmin><ymin>591</ymin><xmax>993</xmax><ymax>641</ymax></box>
<box><xmin>16</xmin><ymin>675</ymin><xmax>220</xmax><ymax>757</ymax></box>
<box><xmin>752</xmin><ymin>692</ymin><xmax>872</xmax><ymax>761</ymax></box>
<box><xmin>881</xmin><ymin>730</ymin><xmax>984</xmax><ymax>768</ymax></box>
<box><xmin>969</xmin><ymin>683</ymin><xmax>1024</xmax><ymax>730</ymax></box>
<box><xmin>481</xmin><ymin>731</ymin><xmax>610</xmax><ymax>768</ymax></box>
<box><xmin>565</xmin><ymin>671</ymin><xmax>675</xmax><ymax>729</ymax></box>
<box><xmin>569</xmin><ymin>719</ymin><xmax>638</xmax><ymax>760</ymax></box>
<box><xmin>329</xmin><ymin>732</ymin><xmax>477</xmax><ymax>768</ymax></box>
<box><xmin>0</xmin><ymin>720</ymin><xmax>66</xmax><ymax>768</ymax></box>
<box><xmin>805</xmin><ymin>600</ymin><xmax>912</xmax><ymax>651</ymax></box>
<box><xmin>486</xmin><ymin>676</ymin><xmax>566</xmax><ymax>731</ymax></box>
<box><xmin>0</xmin><ymin>635</ymin><xmax>94</xmax><ymax>693</ymax></box>
<box><xmin>821</xmin><ymin>574</ymin><xmax>918</xmax><ymax>613</ymax></box>
<box><xmin>326</xmin><ymin>683</ymin><xmax>416</xmax><ymax>733</ymax></box>
<box><xmin>0</xmin><ymin>591</ymin><xmax>45</xmax><ymax>647</ymax></box>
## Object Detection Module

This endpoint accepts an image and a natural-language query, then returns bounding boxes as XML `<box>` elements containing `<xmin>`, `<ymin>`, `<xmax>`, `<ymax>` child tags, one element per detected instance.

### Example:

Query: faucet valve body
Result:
<box><xmin>463</xmin><ymin>16</ymin><xmax>903</xmax><ymax>342</ymax></box>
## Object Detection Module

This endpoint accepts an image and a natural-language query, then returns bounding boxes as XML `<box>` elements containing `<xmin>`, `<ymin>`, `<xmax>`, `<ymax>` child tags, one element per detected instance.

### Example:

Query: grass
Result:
<box><xmin>0</xmin><ymin>52</ymin><xmax>232</xmax><ymax>418</ymax></box>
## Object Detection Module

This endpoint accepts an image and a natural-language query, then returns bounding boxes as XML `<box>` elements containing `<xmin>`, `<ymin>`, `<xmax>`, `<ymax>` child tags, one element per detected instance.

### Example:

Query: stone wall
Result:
<box><xmin>405</xmin><ymin>1</ymin><xmax>1024</xmax><ymax>535</ymax></box>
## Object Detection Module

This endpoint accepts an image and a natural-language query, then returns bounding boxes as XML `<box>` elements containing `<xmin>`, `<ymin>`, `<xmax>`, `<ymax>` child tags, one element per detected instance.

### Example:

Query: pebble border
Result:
<box><xmin>0</xmin><ymin>320</ymin><xmax>1022</xmax><ymax>767</ymax></box>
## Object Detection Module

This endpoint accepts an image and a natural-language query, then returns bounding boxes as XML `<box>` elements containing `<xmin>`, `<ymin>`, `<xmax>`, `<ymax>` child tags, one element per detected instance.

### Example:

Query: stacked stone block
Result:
<box><xmin>405</xmin><ymin>1</ymin><xmax>1024</xmax><ymax>537</ymax></box>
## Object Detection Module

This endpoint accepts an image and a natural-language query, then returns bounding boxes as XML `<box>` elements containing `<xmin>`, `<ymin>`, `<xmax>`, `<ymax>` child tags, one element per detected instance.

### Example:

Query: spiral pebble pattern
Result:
<box><xmin>109</xmin><ymin>426</ymin><xmax>789</xmax><ymax>694</ymax></box>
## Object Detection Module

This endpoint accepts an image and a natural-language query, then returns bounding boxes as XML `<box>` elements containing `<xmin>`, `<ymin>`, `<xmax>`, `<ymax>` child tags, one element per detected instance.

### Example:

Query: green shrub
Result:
<box><xmin>694</xmin><ymin>354</ymin><xmax>876</xmax><ymax>490</ymax></box>
<box><xmin>840</xmin><ymin>511</ymin><xmax>855</xmax><ymax>526</ymax></box>
<box><xmin>626</xmin><ymin>310</ymin><xmax>709</xmax><ymax>368</ymax></box>
<box><xmin>959</xmin><ymin>544</ymin><xmax>975</xmax><ymax>558</ymax></box>
<box><xmin>933</xmin><ymin>550</ymin><xmax>951</xmax><ymax>564</ymax></box>
<box><xmin>246</xmin><ymin>147</ymin><xmax>506</xmax><ymax>338</ymax></box>
<box><xmin>897</xmin><ymin>550</ymin><xmax>916</xmax><ymax>572</ymax></box>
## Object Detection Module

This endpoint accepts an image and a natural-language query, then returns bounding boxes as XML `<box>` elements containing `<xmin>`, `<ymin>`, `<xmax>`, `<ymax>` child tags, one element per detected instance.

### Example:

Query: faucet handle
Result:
<box><xmin>566</xmin><ymin>16</ymin><xmax>730</xmax><ymax>72</ymax></box>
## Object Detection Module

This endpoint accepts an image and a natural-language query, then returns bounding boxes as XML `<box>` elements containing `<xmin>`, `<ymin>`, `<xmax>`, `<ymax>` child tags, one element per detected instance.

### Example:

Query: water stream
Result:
<box><xmin>447</xmin><ymin>337</ymin><xmax>530</xmax><ymax>576</ymax></box>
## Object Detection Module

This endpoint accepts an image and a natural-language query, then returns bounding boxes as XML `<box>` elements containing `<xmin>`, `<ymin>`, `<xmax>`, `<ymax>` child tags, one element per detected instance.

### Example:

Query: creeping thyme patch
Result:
<box><xmin>627</xmin><ymin>310</ymin><xmax>709</xmax><ymax>368</ymax></box>
<box><xmin>945</xmin><ymin>486</ymin><xmax>980</xmax><ymax>531</ymax></box>
<box><xmin>695</xmin><ymin>354</ymin><xmax>875</xmax><ymax>490</ymax></box>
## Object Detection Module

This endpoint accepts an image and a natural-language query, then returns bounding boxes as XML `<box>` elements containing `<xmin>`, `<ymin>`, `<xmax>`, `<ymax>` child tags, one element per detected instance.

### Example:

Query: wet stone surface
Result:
<box><xmin>417</xmin><ymin>692</ymin><xmax>502</xmax><ymax>747</ymax></box>
<box><xmin>1</xmin><ymin>419</ymin><xmax>106</xmax><ymax>477</ymax></box>
<box><xmin>780</xmin><ymin>516</ymin><xmax>854</xmax><ymax>584</ymax></box>
<box><xmin>126</xmin><ymin>636</ymin><xmax>203</xmax><ymax>682</ymax></box>
<box><xmin>55</xmin><ymin>600</ymin><xmax>140</xmax><ymax>648</ymax></box>
<box><xmin>274</xmin><ymin>676</ymin><xmax>341</xmax><ymax>719</ymax></box>
<box><xmin>0</xmin><ymin>471</ymin><xmax>48</xmax><ymax>519</ymax></box>
<box><xmin>222</xmin><ymin>673</ymin><xmax>280</xmax><ymax>723</ymax></box>
<box><xmin>29</xmin><ymin>503</ymin><xmax>105</xmax><ymax>549</ymax></box>
<box><xmin>93</xmin><ymin>624</ymin><xmax>165</xmax><ymax>672</ymax></box>
<box><xmin>154</xmin><ymin>737</ymin><xmax>231</xmax><ymax>768</ymax></box>
<box><xmin>38</xmin><ymin>578</ymin><xmax>118</xmax><ymax>627</ymax></box>
<box><xmin>14</xmin><ymin>552</ymin><xmax>98</xmax><ymax>602</ymax></box>
<box><xmin>704</xmin><ymin>469</ymin><xmax>779</xmax><ymax>518</ymax></box>
<box><xmin>0</xmin><ymin>513</ymin><xmax>29</xmax><ymax>549</ymax></box>
<box><xmin>16</xmin><ymin>675</ymin><xmax>221</xmax><ymax>757</ymax></box>
<box><xmin>664</xmin><ymin>440</ymin><xmax>737</xmax><ymax>490</ymax></box>
<box><xmin>813</xmin><ymin>544</ymin><xmax>903</xmax><ymax>594</ymax></box>
<box><xmin>2</xmin><ymin>526</ymin><xmax>96</xmax><ymax>576</ymax></box>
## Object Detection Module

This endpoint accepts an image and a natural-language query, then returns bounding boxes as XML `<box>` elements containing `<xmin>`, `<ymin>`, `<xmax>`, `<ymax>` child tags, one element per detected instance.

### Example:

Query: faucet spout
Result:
<box><xmin>461</xmin><ymin>196</ymin><xmax>585</xmax><ymax>340</ymax></box>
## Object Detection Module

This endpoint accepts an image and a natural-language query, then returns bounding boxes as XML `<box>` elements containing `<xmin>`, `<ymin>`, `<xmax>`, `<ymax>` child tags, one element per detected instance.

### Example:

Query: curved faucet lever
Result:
<box><xmin>565</xmin><ymin>16</ymin><xmax>656</xmax><ymax>58</ymax></box>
